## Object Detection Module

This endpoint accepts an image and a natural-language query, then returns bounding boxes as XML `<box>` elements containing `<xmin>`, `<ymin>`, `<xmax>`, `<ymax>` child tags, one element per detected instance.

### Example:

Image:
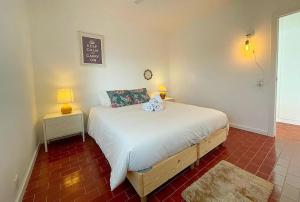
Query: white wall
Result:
<box><xmin>25</xmin><ymin>0</ymin><xmax>300</xmax><ymax>140</ymax></box>
<box><xmin>277</xmin><ymin>12</ymin><xmax>300</xmax><ymax>125</ymax></box>
<box><xmin>169</xmin><ymin>0</ymin><xmax>300</xmax><ymax>136</ymax></box>
<box><xmin>0</xmin><ymin>0</ymin><xmax>38</xmax><ymax>201</ymax></box>
<box><xmin>28</xmin><ymin>0</ymin><xmax>170</xmax><ymax>138</ymax></box>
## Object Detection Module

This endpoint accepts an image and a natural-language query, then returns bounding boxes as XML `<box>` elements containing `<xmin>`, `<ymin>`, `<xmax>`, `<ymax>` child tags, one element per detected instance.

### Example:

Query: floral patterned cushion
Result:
<box><xmin>129</xmin><ymin>88</ymin><xmax>150</xmax><ymax>104</ymax></box>
<box><xmin>107</xmin><ymin>90</ymin><xmax>134</xmax><ymax>108</ymax></box>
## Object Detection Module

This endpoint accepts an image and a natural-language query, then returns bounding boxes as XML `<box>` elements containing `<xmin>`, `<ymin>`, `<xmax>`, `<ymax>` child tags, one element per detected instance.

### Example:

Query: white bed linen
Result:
<box><xmin>88</xmin><ymin>102</ymin><xmax>228</xmax><ymax>190</ymax></box>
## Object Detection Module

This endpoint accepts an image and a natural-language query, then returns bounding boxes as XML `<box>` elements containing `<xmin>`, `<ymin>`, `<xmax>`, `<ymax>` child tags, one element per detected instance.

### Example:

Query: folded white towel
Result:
<box><xmin>142</xmin><ymin>102</ymin><xmax>154</xmax><ymax>112</ymax></box>
<box><xmin>153</xmin><ymin>103</ymin><xmax>163</xmax><ymax>111</ymax></box>
<box><xmin>151</xmin><ymin>95</ymin><xmax>163</xmax><ymax>104</ymax></box>
<box><xmin>142</xmin><ymin>96</ymin><xmax>164</xmax><ymax>112</ymax></box>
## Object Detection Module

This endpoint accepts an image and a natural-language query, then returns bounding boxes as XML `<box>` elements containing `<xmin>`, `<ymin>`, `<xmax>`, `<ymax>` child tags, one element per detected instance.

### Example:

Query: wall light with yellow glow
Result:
<box><xmin>242</xmin><ymin>32</ymin><xmax>265</xmax><ymax>87</ymax></box>
<box><xmin>245</xmin><ymin>39</ymin><xmax>250</xmax><ymax>52</ymax></box>
<box><xmin>244</xmin><ymin>33</ymin><xmax>255</xmax><ymax>56</ymax></box>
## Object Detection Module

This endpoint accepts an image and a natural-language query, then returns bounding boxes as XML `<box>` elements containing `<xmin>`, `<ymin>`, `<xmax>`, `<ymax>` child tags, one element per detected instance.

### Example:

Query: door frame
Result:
<box><xmin>270</xmin><ymin>8</ymin><xmax>300</xmax><ymax>137</ymax></box>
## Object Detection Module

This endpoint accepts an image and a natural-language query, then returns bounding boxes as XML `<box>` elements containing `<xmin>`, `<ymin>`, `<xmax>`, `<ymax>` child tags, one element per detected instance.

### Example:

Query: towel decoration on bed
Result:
<box><xmin>142</xmin><ymin>95</ymin><xmax>164</xmax><ymax>112</ymax></box>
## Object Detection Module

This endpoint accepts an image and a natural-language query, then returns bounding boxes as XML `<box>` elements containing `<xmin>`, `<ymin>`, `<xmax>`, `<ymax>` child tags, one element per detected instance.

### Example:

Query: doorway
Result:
<box><xmin>276</xmin><ymin>11</ymin><xmax>300</xmax><ymax>138</ymax></box>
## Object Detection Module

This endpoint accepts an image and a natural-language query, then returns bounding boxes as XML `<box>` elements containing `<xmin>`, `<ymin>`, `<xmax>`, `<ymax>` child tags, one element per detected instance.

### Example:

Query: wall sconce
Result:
<box><xmin>244</xmin><ymin>33</ymin><xmax>254</xmax><ymax>53</ymax></box>
<box><xmin>244</xmin><ymin>32</ymin><xmax>265</xmax><ymax>87</ymax></box>
<box><xmin>245</xmin><ymin>39</ymin><xmax>250</xmax><ymax>52</ymax></box>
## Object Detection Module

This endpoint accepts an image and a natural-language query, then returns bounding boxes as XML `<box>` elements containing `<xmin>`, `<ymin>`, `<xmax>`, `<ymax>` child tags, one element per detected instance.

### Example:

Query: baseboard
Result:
<box><xmin>230</xmin><ymin>123</ymin><xmax>271</xmax><ymax>137</ymax></box>
<box><xmin>16</xmin><ymin>143</ymin><xmax>40</xmax><ymax>202</ymax></box>
<box><xmin>277</xmin><ymin>118</ymin><xmax>300</xmax><ymax>126</ymax></box>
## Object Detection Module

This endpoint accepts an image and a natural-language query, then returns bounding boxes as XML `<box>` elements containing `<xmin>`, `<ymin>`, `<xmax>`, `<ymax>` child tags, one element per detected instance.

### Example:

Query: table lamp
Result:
<box><xmin>159</xmin><ymin>85</ymin><xmax>167</xmax><ymax>99</ymax></box>
<box><xmin>57</xmin><ymin>88</ymin><xmax>74</xmax><ymax>114</ymax></box>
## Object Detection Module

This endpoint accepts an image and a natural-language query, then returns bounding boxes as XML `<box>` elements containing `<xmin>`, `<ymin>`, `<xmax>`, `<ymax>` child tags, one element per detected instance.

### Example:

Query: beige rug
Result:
<box><xmin>182</xmin><ymin>160</ymin><xmax>273</xmax><ymax>202</ymax></box>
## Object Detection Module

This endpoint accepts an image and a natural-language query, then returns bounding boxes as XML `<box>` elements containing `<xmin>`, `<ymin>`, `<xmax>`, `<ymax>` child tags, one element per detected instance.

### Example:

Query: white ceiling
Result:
<box><xmin>103</xmin><ymin>0</ymin><xmax>232</xmax><ymax>33</ymax></box>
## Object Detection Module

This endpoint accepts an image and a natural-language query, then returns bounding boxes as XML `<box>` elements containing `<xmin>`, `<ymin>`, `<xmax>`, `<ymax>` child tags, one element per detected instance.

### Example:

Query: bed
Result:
<box><xmin>88</xmin><ymin>101</ymin><xmax>228</xmax><ymax>201</ymax></box>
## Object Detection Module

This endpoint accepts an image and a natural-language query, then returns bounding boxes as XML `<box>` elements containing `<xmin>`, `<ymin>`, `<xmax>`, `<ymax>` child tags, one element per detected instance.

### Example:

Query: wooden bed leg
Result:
<box><xmin>140</xmin><ymin>196</ymin><xmax>147</xmax><ymax>202</ymax></box>
<box><xmin>196</xmin><ymin>159</ymin><xmax>200</xmax><ymax>166</ymax></box>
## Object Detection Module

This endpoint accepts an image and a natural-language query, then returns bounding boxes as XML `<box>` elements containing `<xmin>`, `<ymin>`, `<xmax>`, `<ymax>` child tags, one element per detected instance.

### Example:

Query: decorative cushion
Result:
<box><xmin>129</xmin><ymin>88</ymin><xmax>150</xmax><ymax>104</ymax></box>
<box><xmin>107</xmin><ymin>90</ymin><xmax>133</xmax><ymax>108</ymax></box>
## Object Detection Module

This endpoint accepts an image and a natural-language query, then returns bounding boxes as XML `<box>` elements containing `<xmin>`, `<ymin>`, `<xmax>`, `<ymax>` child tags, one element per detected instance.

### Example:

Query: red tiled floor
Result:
<box><xmin>23</xmin><ymin>124</ymin><xmax>300</xmax><ymax>202</ymax></box>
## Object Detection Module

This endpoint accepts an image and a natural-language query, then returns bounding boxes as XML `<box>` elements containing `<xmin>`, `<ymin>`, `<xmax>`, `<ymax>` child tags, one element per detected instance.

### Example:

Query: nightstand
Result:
<box><xmin>43</xmin><ymin>110</ymin><xmax>84</xmax><ymax>152</ymax></box>
<box><xmin>163</xmin><ymin>97</ymin><xmax>175</xmax><ymax>102</ymax></box>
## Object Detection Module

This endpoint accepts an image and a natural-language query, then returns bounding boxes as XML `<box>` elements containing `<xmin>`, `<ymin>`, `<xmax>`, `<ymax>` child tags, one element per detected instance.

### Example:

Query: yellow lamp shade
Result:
<box><xmin>159</xmin><ymin>85</ymin><xmax>167</xmax><ymax>92</ymax></box>
<box><xmin>57</xmin><ymin>88</ymin><xmax>74</xmax><ymax>104</ymax></box>
<box><xmin>57</xmin><ymin>88</ymin><xmax>74</xmax><ymax>114</ymax></box>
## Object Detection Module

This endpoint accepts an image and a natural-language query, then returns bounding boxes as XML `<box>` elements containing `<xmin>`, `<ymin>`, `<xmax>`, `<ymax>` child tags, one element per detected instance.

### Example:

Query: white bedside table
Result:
<box><xmin>43</xmin><ymin>110</ymin><xmax>85</xmax><ymax>152</ymax></box>
<box><xmin>163</xmin><ymin>97</ymin><xmax>175</xmax><ymax>102</ymax></box>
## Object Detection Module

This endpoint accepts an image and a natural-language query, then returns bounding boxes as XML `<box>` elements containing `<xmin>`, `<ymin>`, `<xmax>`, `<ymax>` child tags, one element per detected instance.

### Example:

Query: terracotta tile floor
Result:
<box><xmin>23</xmin><ymin>124</ymin><xmax>300</xmax><ymax>202</ymax></box>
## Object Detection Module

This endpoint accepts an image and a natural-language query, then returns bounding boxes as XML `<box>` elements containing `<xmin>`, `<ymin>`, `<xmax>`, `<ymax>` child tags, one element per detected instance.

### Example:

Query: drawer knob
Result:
<box><xmin>177</xmin><ymin>159</ymin><xmax>181</xmax><ymax>163</ymax></box>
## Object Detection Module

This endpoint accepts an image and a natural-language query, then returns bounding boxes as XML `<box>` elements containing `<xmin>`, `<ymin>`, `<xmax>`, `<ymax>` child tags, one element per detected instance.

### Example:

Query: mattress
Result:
<box><xmin>88</xmin><ymin>101</ymin><xmax>228</xmax><ymax>190</ymax></box>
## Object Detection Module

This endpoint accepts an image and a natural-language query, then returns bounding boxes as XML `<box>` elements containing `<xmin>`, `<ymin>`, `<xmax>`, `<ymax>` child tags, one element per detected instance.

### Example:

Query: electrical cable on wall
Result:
<box><xmin>253</xmin><ymin>50</ymin><xmax>265</xmax><ymax>87</ymax></box>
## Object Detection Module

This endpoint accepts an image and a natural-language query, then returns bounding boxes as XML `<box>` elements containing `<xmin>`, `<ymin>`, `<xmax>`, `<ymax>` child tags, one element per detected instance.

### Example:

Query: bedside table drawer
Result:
<box><xmin>45</xmin><ymin>115</ymin><xmax>82</xmax><ymax>140</ymax></box>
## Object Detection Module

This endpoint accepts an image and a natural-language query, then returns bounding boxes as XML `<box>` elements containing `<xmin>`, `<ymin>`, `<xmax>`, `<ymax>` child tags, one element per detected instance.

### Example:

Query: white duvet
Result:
<box><xmin>88</xmin><ymin>101</ymin><xmax>228</xmax><ymax>190</ymax></box>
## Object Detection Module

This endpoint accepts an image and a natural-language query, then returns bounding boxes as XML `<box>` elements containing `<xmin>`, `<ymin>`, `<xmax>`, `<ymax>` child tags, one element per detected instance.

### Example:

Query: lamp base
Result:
<box><xmin>160</xmin><ymin>93</ymin><xmax>166</xmax><ymax>99</ymax></box>
<box><xmin>61</xmin><ymin>104</ymin><xmax>72</xmax><ymax>114</ymax></box>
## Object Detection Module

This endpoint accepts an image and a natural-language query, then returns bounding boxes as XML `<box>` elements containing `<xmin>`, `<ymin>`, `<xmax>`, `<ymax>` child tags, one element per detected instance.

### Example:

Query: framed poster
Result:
<box><xmin>80</xmin><ymin>32</ymin><xmax>104</xmax><ymax>66</ymax></box>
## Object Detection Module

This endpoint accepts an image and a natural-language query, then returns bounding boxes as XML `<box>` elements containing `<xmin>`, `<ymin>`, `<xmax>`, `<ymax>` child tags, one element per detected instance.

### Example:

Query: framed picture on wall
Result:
<box><xmin>79</xmin><ymin>32</ymin><xmax>105</xmax><ymax>66</ymax></box>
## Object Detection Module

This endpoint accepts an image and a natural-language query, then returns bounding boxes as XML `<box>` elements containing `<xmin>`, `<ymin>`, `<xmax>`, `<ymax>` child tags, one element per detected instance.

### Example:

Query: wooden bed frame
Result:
<box><xmin>127</xmin><ymin>127</ymin><xmax>228</xmax><ymax>202</ymax></box>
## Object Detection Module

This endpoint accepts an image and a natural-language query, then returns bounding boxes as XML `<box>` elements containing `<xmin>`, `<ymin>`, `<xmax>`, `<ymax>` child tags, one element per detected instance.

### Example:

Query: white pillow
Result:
<box><xmin>98</xmin><ymin>90</ymin><xmax>111</xmax><ymax>107</ymax></box>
